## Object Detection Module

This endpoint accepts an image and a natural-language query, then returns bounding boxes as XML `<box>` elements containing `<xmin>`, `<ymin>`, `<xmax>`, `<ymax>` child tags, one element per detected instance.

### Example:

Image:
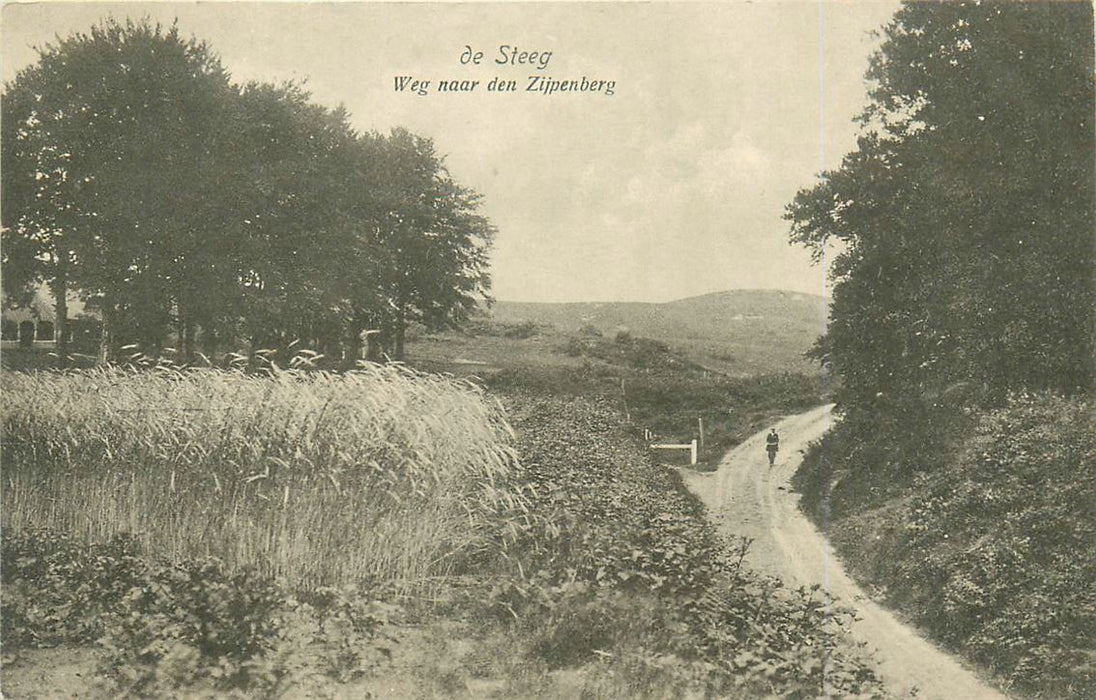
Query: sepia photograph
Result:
<box><xmin>1</xmin><ymin>1</ymin><xmax>1093</xmax><ymax>697</ymax></box>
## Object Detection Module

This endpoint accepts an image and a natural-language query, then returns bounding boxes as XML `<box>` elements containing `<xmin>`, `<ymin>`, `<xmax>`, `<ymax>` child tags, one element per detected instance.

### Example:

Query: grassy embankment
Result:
<box><xmin>793</xmin><ymin>395</ymin><xmax>1096</xmax><ymax>698</ymax></box>
<box><xmin>2</xmin><ymin>321</ymin><xmax>881</xmax><ymax>697</ymax></box>
<box><xmin>466</xmin><ymin>392</ymin><xmax>881</xmax><ymax>697</ymax></box>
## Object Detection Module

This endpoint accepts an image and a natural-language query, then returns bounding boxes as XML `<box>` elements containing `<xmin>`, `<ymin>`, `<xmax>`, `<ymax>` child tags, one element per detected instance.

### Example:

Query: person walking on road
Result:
<box><xmin>765</xmin><ymin>428</ymin><xmax>780</xmax><ymax>467</ymax></box>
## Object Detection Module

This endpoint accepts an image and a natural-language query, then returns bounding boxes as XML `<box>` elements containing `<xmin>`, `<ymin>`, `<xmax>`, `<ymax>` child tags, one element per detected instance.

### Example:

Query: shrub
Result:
<box><xmin>502</xmin><ymin>320</ymin><xmax>540</xmax><ymax>339</ymax></box>
<box><xmin>486</xmin><ymin>392</ymin><xmax>884</xmax><ymax>697</ymax></box>
<box><xmin>1</xmin><ymin>530</ymin><xmax>281</xmax><ymax>693</ymax></box>
<box><xmin>98</xmin><ymin>558</ymin><xmax>283</xmax><ymax>694</ymax></box>
<box><xmin>1</xmin><ymin>529</ymin><xmax>404</xmax><ymax>696</ymax></box>
<box><xmin>796</xmin><ymin>393</ymin><xmax>1096</xmax><ymax>697</ymax></box>
<box><xmin>2</xmin><ymin>530</ymin><xmax>146</xmax><ymax>648</ymax></box>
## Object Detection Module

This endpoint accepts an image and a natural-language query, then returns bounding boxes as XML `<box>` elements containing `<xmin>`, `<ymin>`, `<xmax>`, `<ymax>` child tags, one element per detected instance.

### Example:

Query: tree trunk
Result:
<box><xmin>98</xmin><ymin>302</ymin><xmax>114</xmax><ymax>364</ymax></box>
<box><xmin>366</xmin><ymin>333</ymin><xmax>382</xmax><ymax>362</ymax></box>
<box><xmin>183</xmin><ymin>319</ymin><xmax>196</xmax><ymax>362</ymax></box>
<box><xmin>175</xmin><ymin>302</ymin><xmax>188</xmax><ymax>360</ymax></box>
<box><xmin>346</xmin><ymin>317</ymin><xmax>364</xmax><ymax>369</ymax></box>
<box><xmin>200</xmin><ymin>323</ymin><xmax>218</xmax><ymax>365</ymax></box>
<box><xmin>52</xmin><ymin>274</ymin><xmax>69</xmax><ymax>365</ymax></box>
<box><xmin>394</xmin><ymin>316</ymin><xmax>406</xmax><ymax>362</ymax></box>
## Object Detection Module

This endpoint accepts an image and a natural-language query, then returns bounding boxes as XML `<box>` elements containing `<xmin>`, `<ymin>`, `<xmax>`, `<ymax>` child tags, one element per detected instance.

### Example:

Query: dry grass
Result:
<box><xmin>1</xmin><ymin>364</ymin><xmax>526</xmax><ymax>594</ymax></box>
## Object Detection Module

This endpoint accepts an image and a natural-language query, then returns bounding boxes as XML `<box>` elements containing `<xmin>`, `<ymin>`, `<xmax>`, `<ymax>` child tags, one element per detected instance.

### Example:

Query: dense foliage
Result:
<box><xmin>786</xmin><ymin>2</ymin><xmax>1094</xmax><ymax>408</ymax></box>
<box><xmin>784</xmin><ymin>4</ymin><xmax>1095</xmax><ymax>696</ymax></box>
<box><xmin>1</xmin><ymin>530</ymin><xmax>398</xmax><ymax>696</ymax></box>
<box><xmin>1</xmin><ymin>19</ymin><xmax>493</xmax><ymax>362</ymax></box>
<box><xmin>471</xmin><ymin>393</ymin><xmax>886</xmax><ymax>697</ymax></box>
<box><xmin>797</xmin><ymin>395</ymin><xmax>1095</xmax><ymax>697</ymax></box>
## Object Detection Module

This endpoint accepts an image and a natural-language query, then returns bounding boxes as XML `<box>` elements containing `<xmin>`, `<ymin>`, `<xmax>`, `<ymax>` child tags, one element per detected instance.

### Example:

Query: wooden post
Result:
<box><xmin>697</xmin><ymin>416</ymin><xmax>705</xmax><ymax>452</ymax></box>
<box><xmin>620</xmin><ymin>378</ymin><xmax>630</xmax><ymax>423</ymax></box>
<box><xmin>690</xmin><ymin>439</ymin><xmax>698</xmax><ymax>465</ymax></box>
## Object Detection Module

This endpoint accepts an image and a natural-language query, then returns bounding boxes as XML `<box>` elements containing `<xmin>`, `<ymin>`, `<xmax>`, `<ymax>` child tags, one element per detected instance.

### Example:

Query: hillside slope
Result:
<box><xmin>793</xmin><ymin>395</ymin><xmax>1096</xmax><ymax>697</ymax></box>
<box><xmin>491</xmin><ymin>290</ymin><xmax>826</xmax><ymax>376</ymax></box>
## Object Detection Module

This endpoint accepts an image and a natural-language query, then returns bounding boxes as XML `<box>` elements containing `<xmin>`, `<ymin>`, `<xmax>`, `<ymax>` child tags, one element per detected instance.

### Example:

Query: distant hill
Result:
<box><xmin>490</xmin><ymin>290</ymin><xmax>828</xmax><ymax>376</ymax></box>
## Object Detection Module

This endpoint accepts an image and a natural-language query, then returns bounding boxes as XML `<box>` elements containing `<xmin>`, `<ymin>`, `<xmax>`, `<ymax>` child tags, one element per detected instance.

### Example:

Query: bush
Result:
<box><xmin>486</xmin><ymin>392</ymin><xmax>884</xmax><ymax>697</ymax></box>
<box><xmin>2</xmin><ymin>530</ymin><xmax>280</xmax><ymax>692</ymax></box>
<box><xmin>795</xmin><ymin>394</ymin><xmax>1096</xmax><ymax>697</ymax></box>
<box><xmin>2</xmin><ymin>530</ymin><xmax>146</xmax><ymax>648</ymax></box>
<box><xmin>1</xmin><ymin>529</ymin><xmax>399</xmax><ymax>696</ymax></box>
<box><xmin>98</xmin><ymin>558</ymin><xmax>282</xmax><ymax>693</ymax></box>
<box><xmin>502</xmin><ymin>320</ymin><xmax>541</xmax><ymax>339</ymax></box>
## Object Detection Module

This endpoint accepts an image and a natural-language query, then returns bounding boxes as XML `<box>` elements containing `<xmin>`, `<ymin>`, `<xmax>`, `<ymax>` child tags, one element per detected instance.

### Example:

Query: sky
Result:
<box><xmin>2</xmin><ymin>1</ymin><xmax>900</xmax><ymax>303</ymax></box>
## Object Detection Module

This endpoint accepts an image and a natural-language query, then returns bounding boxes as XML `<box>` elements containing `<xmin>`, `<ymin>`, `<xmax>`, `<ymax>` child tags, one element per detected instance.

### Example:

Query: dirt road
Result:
<box><xmin>679</xmin><ymin>405</ymin><xmax>1005</xmax><ymax>700</ymax></box>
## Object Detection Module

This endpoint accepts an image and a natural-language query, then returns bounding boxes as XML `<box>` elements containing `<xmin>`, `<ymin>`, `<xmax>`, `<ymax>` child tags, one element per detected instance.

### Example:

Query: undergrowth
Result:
<box><xmin>2</xmin><ymin>363</ymin><xmax>881</xmax><ymax>696</ymax></box>
<box><xmin>0</xmin><ymin>529</ymin><xmax>398</xmax><ymax>697</ymax></box>
<box><xmin>794</xmin><ymin>393</ymin><xmax>1096</xmax><ymax>697</ymax></box>
<box><xmin>488</xmin><ymin>356</ymin><xmax>825</xmax><ymax>470</ymax></box>
<box><xmin>478</xmin><ymin>392</ymin><xmax>884</xmax><ymax>697</ymax></box>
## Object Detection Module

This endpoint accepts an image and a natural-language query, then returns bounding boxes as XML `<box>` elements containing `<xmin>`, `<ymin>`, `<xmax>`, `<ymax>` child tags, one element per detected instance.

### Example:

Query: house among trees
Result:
<box><xmin>1</xmin><ymin>284</ymin><xmax>96</xmax><ymax>351</ymax></box>
<box><xmin>2</xmin><ymin>20</ymin><xmax>494</xmax><ymax>367</ymax></box>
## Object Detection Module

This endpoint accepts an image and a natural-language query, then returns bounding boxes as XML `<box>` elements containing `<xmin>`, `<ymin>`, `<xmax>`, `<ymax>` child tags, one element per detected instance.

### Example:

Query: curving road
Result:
<box><xmin>679</xmin><ymin>405</ymin><xmax>1006</xmax><ymax>700</ymax></box>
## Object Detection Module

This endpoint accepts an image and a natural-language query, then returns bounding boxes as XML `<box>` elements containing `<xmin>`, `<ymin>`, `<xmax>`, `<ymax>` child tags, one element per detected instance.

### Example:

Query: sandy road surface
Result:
<box><xmin>679</xmin><ymin>406</ymin><xmax>1005</xmax><ymax>700</ymax></box>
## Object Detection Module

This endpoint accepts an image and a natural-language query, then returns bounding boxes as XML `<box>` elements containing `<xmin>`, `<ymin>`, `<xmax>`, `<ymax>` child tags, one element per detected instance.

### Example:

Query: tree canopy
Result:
<box><xmin>2</xmin><ymin>18</ymin><xmax>494</xmax><ymax>363</ymax></box>
<box><xmin>786</xmin><ymin>1</ymin><xmax>1094</xmax><ymax>411</ymax></box>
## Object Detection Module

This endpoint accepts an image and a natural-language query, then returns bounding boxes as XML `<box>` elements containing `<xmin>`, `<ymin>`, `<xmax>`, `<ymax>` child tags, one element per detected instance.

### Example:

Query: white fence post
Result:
<box><xmin>649</xmin><ymin>438</ymin><xmax>699</xmax><ymax>465</ymax></box>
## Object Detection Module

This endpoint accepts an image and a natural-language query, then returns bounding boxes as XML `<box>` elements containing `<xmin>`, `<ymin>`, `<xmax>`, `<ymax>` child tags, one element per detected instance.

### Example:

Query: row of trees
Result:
<box><xmin>786</xmin><ymin>1</ymin><xmax>1094</xmax><ymax>415</ymax></box>
<box><xmin>2</xmin><ymin>19</ymin><xmax>494</xmax><ymax>363</ymax></box>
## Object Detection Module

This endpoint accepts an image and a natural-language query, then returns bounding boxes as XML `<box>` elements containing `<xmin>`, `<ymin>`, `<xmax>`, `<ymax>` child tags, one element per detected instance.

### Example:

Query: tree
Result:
<box><xmin>218</xmin><ymin>81</ymin><xmax>367</xmax><ymax>359</ymax></box>
<box><xmin>365</xmin><ymin>128</ymin><xmax>495</xmax><ymax>361</ymax></box>
<box><xmin>786</xmin><ymin>1</ymin><xmax>1095</xmax><ymax>411</ymax></box>
<box><xmin>2</xmin><ymin>18</ymin><xmax>234</xmax><ymax>361</ymax></box>
<box><xmin>3</xmin><ymin>20</ymin><xmax>495</xmax><ymax>365</ymax></box>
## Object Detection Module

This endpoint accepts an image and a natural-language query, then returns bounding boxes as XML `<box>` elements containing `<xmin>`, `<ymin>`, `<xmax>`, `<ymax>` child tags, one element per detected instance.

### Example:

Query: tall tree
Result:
<box><xmin>1</xmin><ymin>82</ymin><xmax>67</xmax><ymax>351</ymax></box>
<box><xmin>786</xmin><ymin>2</ymin><xmax>1095</xmax><ymax>410</ymax></box>
<box><xmin>4</xmin><ymin>20</ymin><xmax>495</xmax><ymax>365</ymax></box>
<box><xmin>219</xmin><ymin>81</ymin><xmax>364</xmax><ymax>358</ymax></box>
<box><xmin>2</xmin><ymin>18</ymin><xmax>234</xmax><ymax>360</ymax></box>
<box><xmin>367</xmin><ymin>128</ymin><xmax>495</xmax><ymax>361</ymax></box>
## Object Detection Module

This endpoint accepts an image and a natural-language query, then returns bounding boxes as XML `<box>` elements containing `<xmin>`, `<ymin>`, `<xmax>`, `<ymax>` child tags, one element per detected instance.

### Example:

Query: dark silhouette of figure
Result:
<box><xmin>765</xmin><ymin>428</ymin><xmax>780</xmax><ymax>467</ymax></box>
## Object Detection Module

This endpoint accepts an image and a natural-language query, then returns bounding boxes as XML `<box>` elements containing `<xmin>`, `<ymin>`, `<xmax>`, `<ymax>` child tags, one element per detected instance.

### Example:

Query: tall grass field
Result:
<box><xmin>2</xmin><ymin>365</ymin><xmax>525</xmax><ymax>594</ymax></box>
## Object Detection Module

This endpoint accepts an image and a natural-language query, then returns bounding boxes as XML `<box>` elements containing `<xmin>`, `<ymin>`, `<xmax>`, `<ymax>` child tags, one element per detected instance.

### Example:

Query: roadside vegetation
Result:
<box><xmin>476</xmin><ymin>392</ymin><xmax>882</xmax><ymax>697</ymax></box>
<box><xmin>1</xmin><ymin>341</ymin><xmax>881</xmax><ymax>696</ymax></box>
<box><xmin>795</xmin><ymin>395</ymin><xmax>1095</xmax><ymax>697</ymax></box>
<box><xmin>478</xmin><ymin>322</ymin><xmax>829</xmax><ymax>471</ymax></box>
<box><xmin>786</xmin><ymin>3</ymin><xmax>1095</xmax><ymax>698</ymax></box>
